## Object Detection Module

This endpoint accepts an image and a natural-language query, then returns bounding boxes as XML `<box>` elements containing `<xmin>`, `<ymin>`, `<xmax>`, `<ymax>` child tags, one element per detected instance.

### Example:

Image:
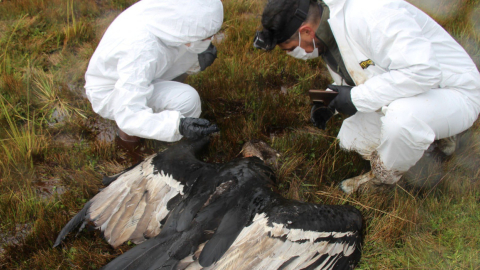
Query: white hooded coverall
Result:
<box><xmin>324</xmin><ymin>0</ymin><xmax>480</xmax><ymax>183</ymax></box>
<box><xmin>84</xmin><ymin>0</ymin><xmax>223</xmax><ymax>142</ymax></box>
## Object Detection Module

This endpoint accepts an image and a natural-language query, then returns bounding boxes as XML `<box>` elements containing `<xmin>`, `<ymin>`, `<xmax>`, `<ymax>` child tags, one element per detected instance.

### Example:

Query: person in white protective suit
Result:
<box><xmin>85</xmin><ymin>0</ymin><xmax>223</xmax><ymax>143</ymax></box>
<box><xmin>254</xmin><ymin>0</ymin><xmax>480</xmax><ymax>193</ymax></box>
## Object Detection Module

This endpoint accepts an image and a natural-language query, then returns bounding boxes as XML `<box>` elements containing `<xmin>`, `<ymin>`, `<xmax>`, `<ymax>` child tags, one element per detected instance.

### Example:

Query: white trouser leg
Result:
<box><xmin>379</xmin><ymin>89</ymin><xmax>478</xmax><ymax>172</ymax></box>
<box><xmin>147</xmin><ymin>81</ymin><xmax>202</xmax><ymax>118</ymax></box>
<box><xmin>339</xmin><ymin>88</ymin><xmax>479</xmax><ymax>184</ymax></box>
<box><xmin>338</xmin><ymin>111</ymin><xmax>383</xmax><ymax>159</ymax></box>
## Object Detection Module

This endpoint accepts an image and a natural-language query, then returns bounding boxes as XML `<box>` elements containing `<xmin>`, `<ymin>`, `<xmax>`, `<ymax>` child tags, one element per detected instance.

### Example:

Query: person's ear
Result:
<box><xmin>299</xmin><ymin>25</ymin><xmax>315</xmax><ymax>39</ymax></box>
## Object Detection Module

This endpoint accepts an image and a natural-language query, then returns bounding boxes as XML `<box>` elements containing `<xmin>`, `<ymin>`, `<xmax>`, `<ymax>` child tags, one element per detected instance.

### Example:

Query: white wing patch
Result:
<box><xmin>178</xmin><ymin>213</ymin><xmax>358</xmax><ymax>270</ymax></box>
<box><xmin>269</xmin><ymin>219</ymin><xmax>355</xmax><ymax>242</ymax></box>
<box><xmin>84</xmin><ymin>154</ymin><xmax>184</xmax><ymax>248</ymax></box>
<box><xmin>156</xmin><ymin>169</ymin><xmax>185</xmax><ymax>195</ymax></box>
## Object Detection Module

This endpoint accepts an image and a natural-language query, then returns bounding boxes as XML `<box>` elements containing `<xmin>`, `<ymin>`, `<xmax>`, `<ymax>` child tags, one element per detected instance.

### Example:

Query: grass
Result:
<box><xmin>0</xmin><ymin>0</ymin><xmax>480</xmax><ymax>269</ymax></box>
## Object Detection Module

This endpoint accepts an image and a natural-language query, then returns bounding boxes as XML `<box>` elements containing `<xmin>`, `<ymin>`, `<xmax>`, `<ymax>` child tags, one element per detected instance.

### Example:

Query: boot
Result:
<box><xmin>435</xmin><ymin>135</ymin><xmax>457</xmax><ymax>156</ymax></box>
<box><xmin>340</xmin><ymin>151</ymin><xmax>405</xmax><ymax>194</ymax></box>
<box><xmin>340</xmin><ymin>171</ymin><xmax>396</xmax><ymax>194</ymax></box>
<box><xmin>340</xmin><ymin>171</ymin><xmax>381</xmax><ymax>194</ymax></box>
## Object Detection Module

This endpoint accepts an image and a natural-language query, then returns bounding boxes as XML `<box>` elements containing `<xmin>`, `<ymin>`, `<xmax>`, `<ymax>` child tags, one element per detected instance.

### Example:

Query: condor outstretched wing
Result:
<box><xmin>179</xmin><ymin>201</ymin><xmax>363</xmax><ymax>270</ymax></box>
<box><xmin>54</xmin><ymin>138</ymin><xmax>213</xmax><ymax>248</ymax></box>
<box><xmin>94</xmin><ymin>156</ymin><xmax>363</xmax><ymax>270</ymax></box>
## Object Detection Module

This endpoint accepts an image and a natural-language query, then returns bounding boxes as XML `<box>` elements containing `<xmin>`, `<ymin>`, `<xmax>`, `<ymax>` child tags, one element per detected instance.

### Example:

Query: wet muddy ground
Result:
<box><xmin>33</xmin><ymin>178</ymin><xmax>66</xmax><ymax>200</ymax></box>
<box><xmin>84</xmin><ymin>117</ymin><xmax>117</xmax><ymax>143</ymax></box>
<box><xmin>0</xmin><ymin>224</ymin><xmax>31</xmax><ymax>255</ymax></box>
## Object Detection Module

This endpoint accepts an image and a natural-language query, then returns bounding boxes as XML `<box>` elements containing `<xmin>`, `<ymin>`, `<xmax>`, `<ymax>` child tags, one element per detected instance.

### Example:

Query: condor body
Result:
<box><xmin>54</xmin><ymin>138</ymin><xmax>363</xmax><ymax>269</ymax></box>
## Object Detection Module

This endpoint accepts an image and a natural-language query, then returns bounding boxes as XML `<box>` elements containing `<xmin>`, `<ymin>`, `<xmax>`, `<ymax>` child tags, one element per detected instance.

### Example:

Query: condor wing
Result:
<box><xmin>54</xmin><ymin>138</ymin><xmax>212</xmax><ymax>248</ymax></box>
<box><xmin>181</xmin><ymin>202</ymin><xmax>363</xmax><ymax>270</ymax></box>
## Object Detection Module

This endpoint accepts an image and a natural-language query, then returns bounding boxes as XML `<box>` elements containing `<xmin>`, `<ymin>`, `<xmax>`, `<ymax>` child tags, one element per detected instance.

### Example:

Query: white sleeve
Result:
<box><xmin>350</xmin><ymin>6</ymin><xmax>442</xmax><ymax>113</ymax></box>
<box><xmin>111</xmin><ymin>40</ymin><xmax>184</xmax><ymax>142</ymax></box>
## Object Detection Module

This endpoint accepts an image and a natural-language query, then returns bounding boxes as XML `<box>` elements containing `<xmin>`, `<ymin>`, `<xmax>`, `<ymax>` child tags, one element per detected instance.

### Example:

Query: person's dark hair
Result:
<box><xmin>261</xmin><ymin>0</ymin><xmax>321</xmax><ymax>44</ymax></box>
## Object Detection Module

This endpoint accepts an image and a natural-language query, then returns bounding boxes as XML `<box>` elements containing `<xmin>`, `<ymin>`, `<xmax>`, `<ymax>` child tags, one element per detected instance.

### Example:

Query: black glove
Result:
<box><xmin>198</xmin><ymin>43</ymin><xmax>217</xmax><ymax>71</ymax></box>
<box><xmin>179</xmin><ymin>117</ymin><xmax>219</xmax><ymax>140</ymax></box>
<box><xmin>310</xmin><ymin>102</ymin><xmax>335</xmax><ymax>130</ymax></box>
<box><xmin>327</xmin><ymin>84</ymin><xmax>357</xmax><ymax>116</ymax></box>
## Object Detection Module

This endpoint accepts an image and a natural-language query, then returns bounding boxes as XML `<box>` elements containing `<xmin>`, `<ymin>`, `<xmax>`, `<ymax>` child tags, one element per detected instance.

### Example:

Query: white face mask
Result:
<box><xmin>286</xmin><ymin>32</ymin><xmax>318</xmax><ymax>60</ymax></box>
<box><xmin>185</xmin><ymin>39</ymin><xmax>211</xmax><ymax>54</ymax></box>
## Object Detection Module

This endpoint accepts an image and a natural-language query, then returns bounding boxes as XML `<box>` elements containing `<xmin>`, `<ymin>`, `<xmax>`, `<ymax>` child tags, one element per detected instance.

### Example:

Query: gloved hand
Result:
<box><xmin>327</xmin><ymin>85</ymin><xmax>357</xmax><ymax>116</ymax></box>
<box><xmin>198</xmin><ymin>43</ymin><xmax>217</xmax><ymax>71</ymax></box>
<box><xmin>310</xmin><ymin>102</ymin><xmax>335</xmax><ymax>130</ymax></box>
<box><xmin>179</xmin><ymin>117</ymin><xmax>219</xmax><ymax>140</ymax></box>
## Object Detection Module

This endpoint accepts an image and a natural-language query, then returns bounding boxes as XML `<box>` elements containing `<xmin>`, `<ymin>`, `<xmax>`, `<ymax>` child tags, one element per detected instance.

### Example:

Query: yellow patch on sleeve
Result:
<box><xmin>359</xmin><ymin>59</ymin><xmax>375</xmax><ymax>69</ymax></box>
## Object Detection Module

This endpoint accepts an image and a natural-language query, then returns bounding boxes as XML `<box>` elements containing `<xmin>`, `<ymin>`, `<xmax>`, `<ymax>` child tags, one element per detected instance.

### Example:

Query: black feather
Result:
<box><xmin>264</xmin><ymin>199</ymin><xmax>363</xmax><ymax>233</ymax></box>
<box><xmin>102</xmin><ymin>161</ymin><xmax>141</xmax><ymax>186</ymax></box>
<box><xmin>175</xmin><ymin>195</ymin><xmax>211</xmax><ymax>232</ymax></box>
<box><xmin>198</xmin><ymin>207</ymin><xmax>250</xmax><ymax>267</ymax></box>
<box><xmin>53</xmin><ymin>201</ymin><xmax>92</xmax><ymax>248</ymax></box>
<box><xmin>166</xmin><ymin>193</ymin><xmax>182</xmax><ymax>210</ymax></box>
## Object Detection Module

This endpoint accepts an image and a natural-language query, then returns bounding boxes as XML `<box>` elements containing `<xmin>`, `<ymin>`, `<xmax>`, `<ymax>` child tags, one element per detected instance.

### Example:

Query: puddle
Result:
<box><xmin>33</xmin><ymin>178</ymin><xmax>66</xmax><ymax>200</ymax></box>
<box><xmin>0</xmin><ymin>224</ymin><xmax>31</xmax><ymax>255</ymax></box>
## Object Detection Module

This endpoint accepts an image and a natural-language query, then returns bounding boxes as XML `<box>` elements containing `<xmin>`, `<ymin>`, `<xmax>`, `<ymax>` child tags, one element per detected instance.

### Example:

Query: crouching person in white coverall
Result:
<box><xmin>254</xmin><ymin>0</ymin><xmax>480</xmax><ymax>193</ymax></box>
<box><xmin>85</xmin><ymin>0</ymin><xmax>223</xmax><ymax>143</ymax></box>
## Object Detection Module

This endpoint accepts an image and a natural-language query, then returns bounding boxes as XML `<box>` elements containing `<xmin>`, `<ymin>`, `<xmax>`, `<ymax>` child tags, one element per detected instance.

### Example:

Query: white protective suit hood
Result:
<box><xmin>124</xmin><ymin>0</ymin><xmax>223</xmax><ymax>46</ymax></box>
